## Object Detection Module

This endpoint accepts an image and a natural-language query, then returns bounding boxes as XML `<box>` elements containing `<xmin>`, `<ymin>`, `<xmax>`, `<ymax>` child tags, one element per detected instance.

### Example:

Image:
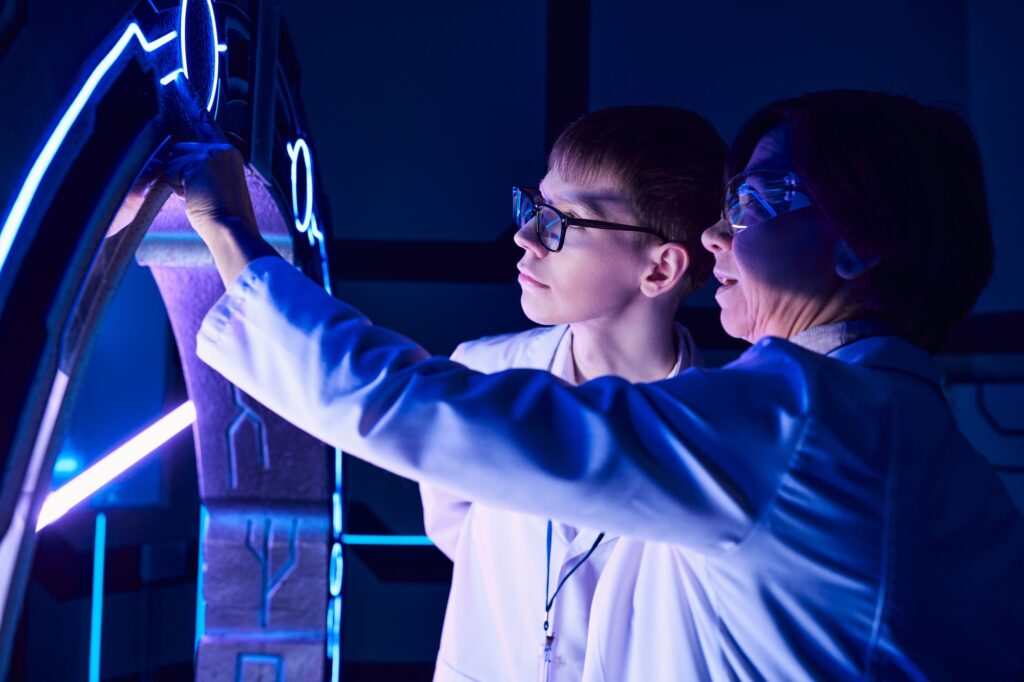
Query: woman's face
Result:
<box><xmin>701</xmin><ymin>127</ymin><xmax>850</xmax><ymax>343</ymax></box>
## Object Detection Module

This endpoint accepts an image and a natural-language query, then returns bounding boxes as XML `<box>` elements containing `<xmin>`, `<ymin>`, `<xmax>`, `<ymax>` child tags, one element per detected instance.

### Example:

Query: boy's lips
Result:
<box><xmin>517</xmin><ymin>267</ymin><xmax>548</xmax><ymax>288</ymax></box>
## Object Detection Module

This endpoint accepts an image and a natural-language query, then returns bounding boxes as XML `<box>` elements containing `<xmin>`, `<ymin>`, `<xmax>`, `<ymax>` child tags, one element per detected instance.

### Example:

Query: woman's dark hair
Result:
<box><xmin>550</xmin><ymin>106</ymin><xmax>726</xmax><ymax>297</ymax></box>
<box><xmin>727</xmin><ymin>90</ymin><xmax>994</xmax><ymax>352</ymax></box>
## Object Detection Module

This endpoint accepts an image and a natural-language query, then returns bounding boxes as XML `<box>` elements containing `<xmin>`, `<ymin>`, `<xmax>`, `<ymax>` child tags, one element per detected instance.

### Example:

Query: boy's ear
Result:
<box><xmin>640</xmin><ymin>242</ymin><xmax>689</xmax><ymax>298</ymax></box>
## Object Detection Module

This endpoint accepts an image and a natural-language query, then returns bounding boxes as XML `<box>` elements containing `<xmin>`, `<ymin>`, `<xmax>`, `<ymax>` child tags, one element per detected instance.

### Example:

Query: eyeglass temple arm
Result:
<box><xmin>568</xmin><ymin>217</ymin><xmax>670</xmax><ymax>242</ymax></box>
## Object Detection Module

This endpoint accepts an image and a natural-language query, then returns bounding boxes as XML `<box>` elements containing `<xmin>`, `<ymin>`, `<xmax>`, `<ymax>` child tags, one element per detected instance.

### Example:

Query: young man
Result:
<box><xmin>419</xmin><ymin>106</ymin><xmax>725</xmax><ymax>681</ymax></box>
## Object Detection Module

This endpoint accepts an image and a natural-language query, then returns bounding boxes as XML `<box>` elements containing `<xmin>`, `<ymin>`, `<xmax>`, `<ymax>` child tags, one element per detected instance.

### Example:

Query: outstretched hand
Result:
<box><xmin>163</xmin><ymin>111</ymin><xmax>259</xmax><ymax>245</ymax></box>
<box><xmin>163</xmin><ymin>106</ymin><xmax>278</xmax><ymax>286</ymax></box>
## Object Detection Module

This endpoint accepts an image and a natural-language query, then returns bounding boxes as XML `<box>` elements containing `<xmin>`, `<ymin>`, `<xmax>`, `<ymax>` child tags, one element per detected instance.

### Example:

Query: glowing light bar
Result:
<box><xmin>340</xmin><ymin>534</ymin><xmax>434</xmax><ymax>546</ymax></box>
<box><xmin>88</xmin><ymin>513</ymin><xmax>107</xmax><ymax>682</ymax></box>
<box><xmin>160</xmin><ymin>67</ymin><xmax>185</xmax><ymax>85</ymax></box>
<box><xmin>0</xmin><ymin>23</ymin><xmax>176</xmax><ymax>281</ymax></box>
<box><xmin>36</xmin><ymin>401</ymin><xmax>196</xmax><ymax>530</ymax></box>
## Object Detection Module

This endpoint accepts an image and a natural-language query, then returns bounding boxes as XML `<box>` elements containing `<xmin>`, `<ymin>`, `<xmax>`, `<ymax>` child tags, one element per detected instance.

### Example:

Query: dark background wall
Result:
<box><xmin>17</xmin><ymin>1</ymin><xmax>1023</xmax><ymax>679</ymax></box>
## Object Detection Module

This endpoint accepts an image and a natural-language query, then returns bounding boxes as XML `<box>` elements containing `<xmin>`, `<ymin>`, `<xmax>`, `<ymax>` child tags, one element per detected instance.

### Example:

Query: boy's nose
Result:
<box><xmin>513</xmin><ymin>223</ymin><xmax>547</xmax><ymax>258</ymax></box>
<box><xmin>701</xmin><ymin>218</ymin><xmax>734</xmax><ymax>253</ymax></box>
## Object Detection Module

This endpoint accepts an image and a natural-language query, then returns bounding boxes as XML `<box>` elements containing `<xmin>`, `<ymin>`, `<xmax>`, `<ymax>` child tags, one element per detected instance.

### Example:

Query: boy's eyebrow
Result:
<box><xmin>552</xmin><ymin>190</ymin><xmax>628</xmax><ymax>218</ymax></box>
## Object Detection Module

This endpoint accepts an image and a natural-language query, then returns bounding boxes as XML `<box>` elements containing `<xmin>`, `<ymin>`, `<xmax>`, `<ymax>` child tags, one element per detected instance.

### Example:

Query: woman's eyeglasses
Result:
<box><xmin>512</xmin><ymin>186</ymin><xmax>670</xmax><ymax>253</ymax></box>
<box><xmin>723</xmin><ymin>171</ymin><xmax>812</xmax><ymax>230</ymax></box>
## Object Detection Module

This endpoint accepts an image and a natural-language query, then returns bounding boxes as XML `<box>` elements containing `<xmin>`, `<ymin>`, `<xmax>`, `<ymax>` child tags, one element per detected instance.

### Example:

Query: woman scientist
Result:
<box><xmin>171</xmin><ymin>89</ymin><xmax>1024</xmax><ymax>680</ymax></box>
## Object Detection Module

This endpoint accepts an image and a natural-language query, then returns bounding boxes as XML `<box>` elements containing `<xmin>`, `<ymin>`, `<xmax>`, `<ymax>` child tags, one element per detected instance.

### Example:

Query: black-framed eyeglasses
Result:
<box><xmin>722</xmin><ymin>170</ymin><xmax>813</xmax><ymax>231</ymax></box>
<box><xmin>512</xmin><ymin>186</ymin><xmax>670</xmax><ymax>253</ymax></box>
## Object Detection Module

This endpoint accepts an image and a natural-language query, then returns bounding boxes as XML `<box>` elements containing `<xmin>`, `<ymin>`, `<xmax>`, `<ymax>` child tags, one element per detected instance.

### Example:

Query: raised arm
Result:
<box><xmin>196</xmin><ymin>258</ymin><xmax>806</xmax><ymax>550</ymax></box>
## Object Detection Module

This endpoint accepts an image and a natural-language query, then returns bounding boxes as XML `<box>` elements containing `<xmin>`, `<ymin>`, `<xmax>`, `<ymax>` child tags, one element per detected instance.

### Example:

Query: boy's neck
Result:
<box><xmin>568</xmin><ymin>302</ymin><xmax>680</xmax><ymax>384</ymax></box>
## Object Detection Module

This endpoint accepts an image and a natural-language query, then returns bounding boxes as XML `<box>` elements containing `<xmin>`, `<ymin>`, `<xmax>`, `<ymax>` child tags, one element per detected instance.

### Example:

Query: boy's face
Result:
<box><xmin>514</xmin><ymin>168</ymin><xmax>651</xmax><ymax>326</ymax></box>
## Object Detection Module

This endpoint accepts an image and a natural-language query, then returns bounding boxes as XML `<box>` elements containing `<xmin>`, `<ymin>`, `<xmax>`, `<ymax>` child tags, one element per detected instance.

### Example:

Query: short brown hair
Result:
<box><xmin>728</xmin><ymin>91</ymin><xmax>994</xmax><ymax>352</ymax></box>
<box><xmin>549</xmin><ymin>106</ymin><xmax>726</xmax><ymax>297</ymax></box>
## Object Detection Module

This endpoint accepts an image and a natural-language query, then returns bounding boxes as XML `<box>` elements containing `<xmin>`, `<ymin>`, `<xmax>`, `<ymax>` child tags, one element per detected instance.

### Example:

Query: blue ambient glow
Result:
<box><xmin>180</xmin><ymin>0</ymin><xmax>220</xmax><ymax>112</ymax></box>
<box><xmin>0</xmin><ymin>23</ymin><xmax>177</xmax><ymax>284</ymax></box>
<box><xmin>340</xmin><ymin>534</ymin><xmax>435</xmax><ymax>546</ymax></box>
<box><xmin>89</xmin><ymin>513</ymin><xmax>107</xmax><ymax>682</ymax></box>
<box><xmin>53</xmin><ymin>454</ymin><xmax>82</xmax><ymax>475</ymax></box>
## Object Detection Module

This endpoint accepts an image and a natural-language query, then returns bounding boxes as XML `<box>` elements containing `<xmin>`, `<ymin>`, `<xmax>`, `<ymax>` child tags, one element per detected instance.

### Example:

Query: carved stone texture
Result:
<box><xmin>203</xmin><ymin>509</ymin><xmax>328</xmax><ymax>632</ymax></box>
<box><xmin>144</xmin><ymin>208</ymin><xmax>329</xmax><ymax>503</ymax></box>
<box><xmin>195</xmin><ymin>638</ymin><xmax>324</xmax><ymax>681</ymax></box>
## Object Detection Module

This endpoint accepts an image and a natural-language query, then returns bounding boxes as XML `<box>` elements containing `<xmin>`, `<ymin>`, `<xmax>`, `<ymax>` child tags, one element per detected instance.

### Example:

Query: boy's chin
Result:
<box><xmin>521</xmin><ymin>300</ymin><xmax>569</xmax><ymax>327</ymax></box>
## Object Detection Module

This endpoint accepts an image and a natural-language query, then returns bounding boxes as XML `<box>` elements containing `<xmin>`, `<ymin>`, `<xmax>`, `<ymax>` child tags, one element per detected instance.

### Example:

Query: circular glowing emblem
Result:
<box><xmin>179</xmin><ymin>0</ymin><xmax>220</xmax><ymax>111</ymax></box>
<box><xmin>287</xmin><ymin>138</ymin><xmax>314</xmax><ymax>234</ymax></box>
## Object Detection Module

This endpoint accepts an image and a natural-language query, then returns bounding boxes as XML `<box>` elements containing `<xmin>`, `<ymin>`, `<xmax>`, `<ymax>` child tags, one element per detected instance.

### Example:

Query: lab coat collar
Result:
<box><xmin>519</xmin><ymin>324</ymin><xmax>571</xmax><ymax>372</ymax></box>
<box><xmin>551</xmin><ymin>323</ymin><xmax>698</xmax><ymax>561</ymax></box>
<box><xmin>828</xmin><ymin>334</ymin><xmax>943</xmax><ymax>391</ymax></box>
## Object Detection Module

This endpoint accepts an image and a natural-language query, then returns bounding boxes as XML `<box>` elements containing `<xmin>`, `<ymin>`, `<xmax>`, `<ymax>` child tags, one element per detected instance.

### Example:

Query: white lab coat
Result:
<box><xmin>419</xmin><ymin>322</ymin><xmax>701</xmax><ymax>681</ymax></box>
<box><xmin>196</xmin><ymin>258</ymin><xmax>1024</xmax><ymax>681</ymax></box>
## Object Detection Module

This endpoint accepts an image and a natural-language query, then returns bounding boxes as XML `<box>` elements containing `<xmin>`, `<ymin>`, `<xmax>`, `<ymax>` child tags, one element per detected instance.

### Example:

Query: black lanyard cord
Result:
<box><xmin>544</xmin><ymin>520</ymin><xmax>605</xmax><ymax>633</ymax></box>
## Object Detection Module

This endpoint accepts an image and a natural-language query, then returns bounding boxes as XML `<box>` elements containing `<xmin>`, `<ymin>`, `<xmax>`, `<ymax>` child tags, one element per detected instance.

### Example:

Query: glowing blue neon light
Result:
<box><xmin>180</xmin><ymin>0</ymin><xmax>220</xmax><ymax>112</ymax></box>
<box><xmin>195</xmin><ymin>505</ymin><xmax>208</xmax><ymax>654</ymax></box>
<box><xmin>0</xmin><ymin>23</ymin><xmax>177</xmax><ymax>283</ymax></box>
<box><xmin>286</xmin><ymin>138</ymin><xmax>314</xmax><ymax>234</ymax></box>
<box><xmin>340</xmin><ymin>534</ymin><xmax>434</xmax><ymax>546</ymax></box>
<box><xmin>89</xmin><ymin>513</ymin><xmax>107</xmax><ymax>682</ymax></box>
<box><xmin>159</xmin><ymin>67</ymin><xmax>184</xmax><ymax>85</ymax></box>
<box><xmin>327</xmin><ymin>447</ymin><xmax>342</xmax><ymax>681</ymax></box>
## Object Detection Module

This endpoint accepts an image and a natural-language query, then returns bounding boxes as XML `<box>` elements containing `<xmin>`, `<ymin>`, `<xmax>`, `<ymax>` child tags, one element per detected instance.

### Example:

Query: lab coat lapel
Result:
<box><xmin>516</xmin><ymin>324</ymin><xmax>571</xmax><ymax>372</ymax></box>
<box><xmin>561</xmin><ymin>527</ymin><xmax>615</xmax><ymax>566</ymax></box>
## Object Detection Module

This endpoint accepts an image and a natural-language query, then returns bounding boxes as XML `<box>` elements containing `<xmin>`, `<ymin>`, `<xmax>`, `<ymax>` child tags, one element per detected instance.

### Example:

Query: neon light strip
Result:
<box><xmin>160</xmin><ymin>67</ymin><xmax>184</xmax><ymax>85</ymax></box>
<box><xmin>0</xmin><ymin>23</ymin><xmax>176</xmax><ymax>281</ymax></box>
<box><xmin>340</xmin><ymin>534</ymin><xmax>434</xmax><ymax>546</ymax></box>
<box><xmin>194</xmin><ymin>505</ymin><xmax>208</xmax><ymax>653</ymax></box>
<box><xmin>89</xmin><ymin>513</ymin><xmax>107</xmax><ymax>682</ymax></box>
<box><xmin>36</xmin><ymin>401</ymin><xmax>197</xmax><ymax>530</ymax></box>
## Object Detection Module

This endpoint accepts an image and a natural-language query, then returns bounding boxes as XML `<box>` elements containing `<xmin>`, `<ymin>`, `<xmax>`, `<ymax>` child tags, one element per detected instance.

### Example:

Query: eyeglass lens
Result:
<box><xmin>725</xmin><ymin>172</ymin><xmax>808</xmax><ymax>229</ymax></box>
<box><xmin>513</xmin><ymin>188</ymin><xmax>564</xmax><ymax>251</ymax></box>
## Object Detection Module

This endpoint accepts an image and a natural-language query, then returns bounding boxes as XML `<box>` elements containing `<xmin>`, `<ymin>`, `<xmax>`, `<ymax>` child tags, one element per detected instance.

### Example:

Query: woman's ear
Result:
<box><xmin>834</xmin><ymin>238</ymin><xmax>879</xmax><ymax>280</ymax></box>
<box><xmin>641</xmin><ymin>242</ymin><xmax>689</xmax><ymax>298</ymax></box>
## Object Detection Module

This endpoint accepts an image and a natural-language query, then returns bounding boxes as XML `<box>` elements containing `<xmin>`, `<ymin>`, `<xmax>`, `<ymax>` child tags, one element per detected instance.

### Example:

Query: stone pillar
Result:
<box><xmin>138</xmin><ymin>178</ymin><xmax>329</xmax><ymax>681</ymax></box>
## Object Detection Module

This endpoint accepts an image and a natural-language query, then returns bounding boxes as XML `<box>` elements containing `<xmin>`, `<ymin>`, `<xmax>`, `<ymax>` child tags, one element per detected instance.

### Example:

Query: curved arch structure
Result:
<box><xmin>0</xmin><ymin>1</ymin><xmax>339</xmax><ymax>679</ymax></box>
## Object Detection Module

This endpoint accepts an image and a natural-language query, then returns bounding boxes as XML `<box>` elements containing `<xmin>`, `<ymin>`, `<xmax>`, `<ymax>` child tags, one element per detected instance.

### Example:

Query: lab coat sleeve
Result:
<box><xmin>196</xmin><ymin>257</ymin><xmax>808</xmax><ymax>550</ymax></box>
<box><xmin>419</xmin><ymin>344</ymin><xmax>474</xmax><ymax>560</ymax></box>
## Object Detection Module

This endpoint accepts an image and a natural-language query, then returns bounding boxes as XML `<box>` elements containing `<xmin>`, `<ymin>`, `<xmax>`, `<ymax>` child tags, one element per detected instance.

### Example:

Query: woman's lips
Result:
<box><xmin>714</xmin><ymin>270</ymin><xmax>737</xmax><ymax>295</ymax></box>
<box><xmin>714</xmin><ymin>276</ymin><xmax>737</xmax><ymax>297</ymax></box>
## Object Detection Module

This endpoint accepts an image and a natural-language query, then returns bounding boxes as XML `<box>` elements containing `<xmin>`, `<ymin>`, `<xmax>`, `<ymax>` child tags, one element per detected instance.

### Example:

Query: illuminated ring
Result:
<box><xmin>179</xmin><ymin>0</ymin><xmax>219</xmax><ymax>111</ymax></box>
<box><xmin>286</xmin><ymin>138</ymin><xmax>314</xmax><ymax>234</ymax></box>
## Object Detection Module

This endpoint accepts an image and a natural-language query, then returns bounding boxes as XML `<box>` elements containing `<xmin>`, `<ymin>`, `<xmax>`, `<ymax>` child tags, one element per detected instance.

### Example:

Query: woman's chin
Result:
<box><xmin>719</xmin><ymin>309</ymin><xmax>753</xmax><ymax>343</ymax></box>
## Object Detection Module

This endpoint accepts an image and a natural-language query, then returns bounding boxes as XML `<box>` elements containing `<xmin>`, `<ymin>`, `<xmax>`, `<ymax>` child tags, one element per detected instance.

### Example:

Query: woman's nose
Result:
<box><xmin>513</xmin><ymin>223</ymin><xmax>547</xmax><ymax>258</ymax></box>
<box><xmin>701</xmin><ymin>218</ymin><xmax>734</xmax><ymax>253</ymax></box>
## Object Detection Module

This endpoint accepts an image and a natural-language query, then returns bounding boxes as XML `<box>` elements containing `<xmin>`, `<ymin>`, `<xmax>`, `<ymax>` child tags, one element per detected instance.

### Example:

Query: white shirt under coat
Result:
<box><xmin>196</xmin><ymin>258</ymin><xmax>1024</xmax><ymax>681</ymax></box>
<box><xmin>420</xmin><ymin>322</ymin><xmax>698</xmax><ymax>681</ymax></box>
